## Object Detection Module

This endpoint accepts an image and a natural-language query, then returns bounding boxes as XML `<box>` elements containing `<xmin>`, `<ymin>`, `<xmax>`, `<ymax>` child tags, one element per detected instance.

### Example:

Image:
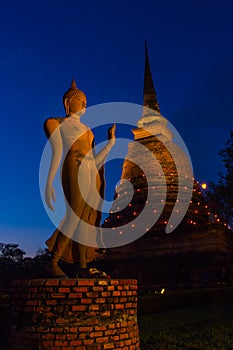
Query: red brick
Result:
<box><xmin>72</xmin><ymin>305</ymin><xmax>86</xmax><ymax>311</ymax></box>
<box><xmin>119</xmin><ymin>328</ymin><xmax>127</xmax><ymax>334</ymax></box>
<box><xmin>112</xmin><ymin>291</ymin><xmax>121</xmax><ymax>296</ymax></box>
<box><xmin>60</xmin><ymin>279</ymin><xmax>77</xmax><ymax>286</ymax></box>
<box><xmin>103</xmin><ymin>344</ymin><xmax>115</xmax><ymax>349</ymax></box>
<box><xmin>51</xmin><ymin>327</ymin><xmax>64</xmax><ymax>333</ymax></box>
<box><xmin>129</xmin><ymin>346</ymin><xmax>136</xmax><ymax>350</ymax></box>
<box><xmin>58</xmin><ymin>287</ymin><xmax>70</xmax><ymax>293</ymax></box>
<box><xmin>50</xmin><ymin>293</ymin><xmax>65</xmax><ymax>298</ymax></box>
<box><xmin>95</xmin><ymin>298</ymin><xmax>105</xmax><ymax>303</ymax></box>
<box><xmin>120</xmin><ymin>297</ymin><xmax>127</xmax><ymax>302</ymax></box>
<box><xmin>69</xmin><ymin>340</ymin><xmax>83</xmax><ymax>346</ymax></box>
<box><xmin>125</xmin><ymin>303</ymin><xmax>133</xmax><ymax>308</ymax></box>
<box><xmin>95</xmin><ymin>325</ymin><xmax>106</xmax><ymax>331</ymax></box>
<box><xmin>110</xmin><ymin>280</ymin><xmax>119</xmax><ymax>285</ymax></box>
<box><xmin>69</xmin><ymin>293</ymin><xmax>82</xmax><ymax>298</ymax></box>
<box><xmin>105</xmin><ymin>329</ymin><xmax>117</xmax><ymax>335</ymax></box>
<box><xmin>129</xmin><ymin>345</ymin><xmax>137</xmax><ymax>350</ymax></box>
<box><xmin>69</xmin><ymin>327</ymin><xmax>78</xmax><ymax>333</ymax></box>
<box><xmin>55</xmin><ymin>334</ymin><xmax>66</xmax><ymax>340</ymax></box>
<box><xmin>42</xmin><ymin>340</ymin><xmax>54</xmax><ymax>347</ymax></box>
<box><xmin>81</xmin><ymin>298</ymin><xmax>92</xmax><ymax>304</ymax></box>
<box><xmin>96</xmin><ymin>336</ymin><xmax>109</xmax><ymax>343</ymax></box>
<box><xmin>130</xmin><ymin>285</ymin><xmax>138</xmax><ymax>290</ymax></box>
<box><xmin>115</xmin><ymin>341</ymin><xmax>125</xmax><ymax>347</ymax></box>
<box><xmin>42</xmin><ymin>334</ymin><xmax>55</xmax><ymax>340</ymax></box>
<box><xmin>93</xmin><ymin>286</ymin><xmax>104</xmax><ymax>291</ymax></box>
<box><xmin>26</xmin><ymin>300</ymin><xmax>41</xmax><ymax>306</ymax></box>
<box><xmin>117</xmin><ymin>285</ymin><xmax>123</xmax><ymax>290</ymax></box>
<box><xmin>108</xmin><ymin>323</ymin><xmax>116</xmax><ymax>329</ymax></box>
<box><xmin>86</xmin><ymin>291</ymin><xmax>99</xmax><ymax>298</ymax></box>
<box><xmin>100</xmin><ymin>310</ymin><xmax>111</xmax><ymax>317</ymax></box>
<box><xmin>98</xmin><ymin>280</ymin><xmax>108</xmax><ymax>285</ymax></box>
<box><xmin>54</xmin><ymin>340</ymin><xmax>69</xmax><ymax>346</ymax></box>
<box><xmin>79</xmin><ymin>333</ymin><xmax>88</xmax><ymax>339</ymax></box>
<box><xmin>46</xmin><ymin>300</ymin><xmax>57</xmax><ymax>305</ymax></box>
<box><xmin>11</xmin><ymin>278</ymin><xmax>140</xmax><ymax>350</ymax></box>
<box><xmin>90</xmin><ymin>331</ymin><xmax>103</xmax><ymax>338</ymax></box>
<box><xmin>131</xmin><ymin>337</ymin><xmax>138</xmax><ymax>344</ymax></box>
<box><xmin>84</xmin><ymin>339</ymin><xmax>94</xmax><ymax>345</ymax></box>
<box><xmin>78</xmin><ymin>279</ymin><xmax>95</xmax><ymax>286</ymax></box>
<box><xmin>90</xmin><ymin>304</ymin><xmax>100</xmax><ymax>311</ymax></box>
<box><xmin>45</xmin><ymin>279</ymin><xmax>59</xmax><ymax>286</ymax></box>
<box><xmin>107</xmin><ymin>286</ymin><xmax>115</xmax><ymax>291</ymax></box>
<box><xmin>73</xmin><ymin>286</ymin><xmax>88</xmax><ymax>292</ymax></box>
<box><xmin>24</xmin><ymin>306</ymin><xmax>36</xmax><ymax>312</ymax></box>
<box><xmin>29</xmin><ymin>279</ymin><xmax>45</xmax><ymax>286</ymax></box>
<box><xmin>111</xmin><ymin>335</ymin><xmax>120</xmax><ymax>341</ymax></box>
<box><xmin>56</xmin><ymin>318</ymin><xmax>68</xmax><ymax>324</ymax></box>
<box><xmin>79</xmin><ymin>326</ymin><xmax>93</xmax><ymax>332</ymax></box>
<box><xmin>67</xmin><ymin>334</ymin><xmax>77</xmax><ymax>340</ymax></box>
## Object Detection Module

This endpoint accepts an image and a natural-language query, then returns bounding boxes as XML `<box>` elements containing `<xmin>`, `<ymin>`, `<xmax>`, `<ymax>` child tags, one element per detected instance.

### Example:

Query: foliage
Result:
<box><xmin>208</xmin><ymin>131</ymin><xmax>233</xmax><ymax>228</ymax></box>
<box><xmin>0</xmin><ymin>243</ymin><xmax>25</xmax><ymax>261</ymax></box>
<box><xmin>0</xmin><ymin>243</ymin><xmax>51</xmax><ymax>287</ymax></box>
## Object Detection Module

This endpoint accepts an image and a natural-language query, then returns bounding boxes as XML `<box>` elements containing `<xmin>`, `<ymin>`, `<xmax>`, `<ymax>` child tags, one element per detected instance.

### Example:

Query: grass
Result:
<box><xmin>138</xmin><ymin>302</ymin><xmax>233</xmax><ymax>350</ymax></box>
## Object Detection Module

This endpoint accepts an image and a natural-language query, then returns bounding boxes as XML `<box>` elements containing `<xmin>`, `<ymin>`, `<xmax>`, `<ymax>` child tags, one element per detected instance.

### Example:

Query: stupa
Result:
<box><xmin>103</xmin><ymin>42</ymin><xmax>194</xmax><ymax>235</ymax></box>
<box><xmin>101</xmin><ymin>43</ymin><xmax>232</xmax><ymax>290</ymax></box>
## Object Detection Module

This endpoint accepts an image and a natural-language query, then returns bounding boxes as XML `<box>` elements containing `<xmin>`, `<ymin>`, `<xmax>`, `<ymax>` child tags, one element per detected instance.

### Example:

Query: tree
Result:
<box><xmin>208</xmin><ymin>131</ymin><xmax>233</xmax><ymax>228</ymax></box>
<box><xmin>0</xmin><ymin>243</ymin><xmax>25</xmax><ymax>262</ymax></box>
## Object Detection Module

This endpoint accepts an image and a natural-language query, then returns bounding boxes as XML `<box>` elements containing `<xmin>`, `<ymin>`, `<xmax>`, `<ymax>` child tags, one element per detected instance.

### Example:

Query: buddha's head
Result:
<box><xmin>63</xmin><ymin>79</ymin><xmax>86</xmax><ymax>117</ymax></box>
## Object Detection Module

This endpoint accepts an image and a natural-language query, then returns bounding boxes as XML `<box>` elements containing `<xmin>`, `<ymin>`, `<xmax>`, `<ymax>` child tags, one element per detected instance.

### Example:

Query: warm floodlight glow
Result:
<box><xmin>201</xmin><ymin>183</ymin><xmax>207</xmax><ymax>190</ymax></box>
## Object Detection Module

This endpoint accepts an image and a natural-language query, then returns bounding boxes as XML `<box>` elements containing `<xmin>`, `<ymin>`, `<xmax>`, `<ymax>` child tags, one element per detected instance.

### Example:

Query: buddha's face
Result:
<box><xmin>65</xmin><ymin>94</ymin><xmax>87</xmax><ymax>116</ymax></box>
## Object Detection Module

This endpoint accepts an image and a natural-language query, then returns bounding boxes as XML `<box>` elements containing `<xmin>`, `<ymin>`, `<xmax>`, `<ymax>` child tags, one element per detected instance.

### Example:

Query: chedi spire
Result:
<box><xmin>143</xmin><ymin>41</ymin><xmax>160</xmax><ymax>114</ymax></box>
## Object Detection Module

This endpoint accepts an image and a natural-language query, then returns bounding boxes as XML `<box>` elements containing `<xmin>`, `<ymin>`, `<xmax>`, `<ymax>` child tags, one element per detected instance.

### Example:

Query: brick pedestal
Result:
<box><xmin>10</xmin><ymin>278</ymin><xmax>140</xmax><ymax>350</ymax></box>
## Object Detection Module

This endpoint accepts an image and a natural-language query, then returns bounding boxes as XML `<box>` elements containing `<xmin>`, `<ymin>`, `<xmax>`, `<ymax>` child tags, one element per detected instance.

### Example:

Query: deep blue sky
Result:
<box><xmin>0</xmin><ymin>0</ymin><xmax>232</xmax><ymax>256</ymax></box>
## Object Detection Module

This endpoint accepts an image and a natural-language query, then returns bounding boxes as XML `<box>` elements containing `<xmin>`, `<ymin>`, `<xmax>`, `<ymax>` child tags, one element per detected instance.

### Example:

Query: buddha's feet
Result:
<box><xmin>77</xmin><ymin>267</ymin><xmax>110</xmax><ymax>279</ymax></box>
<box><xmin>51</xmin><ymin>260</ymin><xmax>67</xmax><ymax>278</ymax></box>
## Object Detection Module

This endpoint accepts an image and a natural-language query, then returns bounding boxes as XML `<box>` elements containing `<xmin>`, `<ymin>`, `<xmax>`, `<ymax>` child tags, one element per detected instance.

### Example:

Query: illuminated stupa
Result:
<box><xmin>100</xmin><ymin>44</ymin><xmax>232</xmax><ymax>289</ymax></box>
<box><xmin>103</xmin><ymin>42</ymin><xmax>194</xmax><ymax>235</ymax></box>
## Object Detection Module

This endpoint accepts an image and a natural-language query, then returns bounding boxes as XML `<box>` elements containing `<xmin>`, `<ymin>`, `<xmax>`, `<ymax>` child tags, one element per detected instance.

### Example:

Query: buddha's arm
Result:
<box><xmin>94</xmin><ymin>124</ymin><xmax>116</xmax><ymax>168</ymax></box>
<box><xmin>44</xmin><ymin>118</ymin><xmax>63</xmax><ymax>210</ymax></box>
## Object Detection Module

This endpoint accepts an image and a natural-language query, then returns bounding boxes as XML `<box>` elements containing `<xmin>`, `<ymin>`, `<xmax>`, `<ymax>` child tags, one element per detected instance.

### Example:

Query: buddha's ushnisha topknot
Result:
<box><xmin>63</xmin><ymin>78</ymin><xmax>86</xmax><ymax>107</ymax></box>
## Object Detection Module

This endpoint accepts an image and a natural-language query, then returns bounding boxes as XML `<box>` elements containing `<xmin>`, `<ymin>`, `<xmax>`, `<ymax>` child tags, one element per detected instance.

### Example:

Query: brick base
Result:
<box><xmin>10</xmin><ymin>278</ymin><xmax>140</xmax><ymax>350</ymax></box>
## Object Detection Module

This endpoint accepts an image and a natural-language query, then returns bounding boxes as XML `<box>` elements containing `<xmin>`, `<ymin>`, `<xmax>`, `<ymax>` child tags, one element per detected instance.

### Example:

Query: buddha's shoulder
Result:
<box><xmin>43</xmin><ymin>117</ymin><xmax>65</xmax><ymax>137</ymax></box>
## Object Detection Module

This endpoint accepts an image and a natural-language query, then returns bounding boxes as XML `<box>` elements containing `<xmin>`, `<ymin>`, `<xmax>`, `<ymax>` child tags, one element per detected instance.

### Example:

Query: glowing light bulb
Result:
<box><xmin>201</xmin><ymin>183</ymin><xmax>207</xmax><ymax>190</ymax></box>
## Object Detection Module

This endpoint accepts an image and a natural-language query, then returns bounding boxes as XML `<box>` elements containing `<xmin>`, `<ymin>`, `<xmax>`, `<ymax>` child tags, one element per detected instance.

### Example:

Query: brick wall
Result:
<box><xmin>10</xmin><ymin>278</ymin><xmax>140</xmax><ymax>350</ymax></box>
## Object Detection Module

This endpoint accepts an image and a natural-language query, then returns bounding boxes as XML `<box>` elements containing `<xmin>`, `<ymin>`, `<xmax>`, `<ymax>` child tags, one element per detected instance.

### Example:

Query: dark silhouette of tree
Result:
<box><xmin>0</xmin><ymin>244</ymin><xmax>52</xmax><ymax>287</ymax></box>
<box><xmin>208</xmin><ymin>131</ymin><xmax>233</xmax><ymax>228</ymax></box>
<box><xmin>0</xmin><ymin>243</ymin><xmax>25</xmax><ymax>261</ymax></box>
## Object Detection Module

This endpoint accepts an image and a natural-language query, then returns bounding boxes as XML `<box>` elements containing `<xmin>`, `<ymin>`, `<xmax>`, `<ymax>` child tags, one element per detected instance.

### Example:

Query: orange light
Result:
<box><xmin>201</xmin><ymin>183</ymin><xmax>207</xmax><ymax>190</ymax></box>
